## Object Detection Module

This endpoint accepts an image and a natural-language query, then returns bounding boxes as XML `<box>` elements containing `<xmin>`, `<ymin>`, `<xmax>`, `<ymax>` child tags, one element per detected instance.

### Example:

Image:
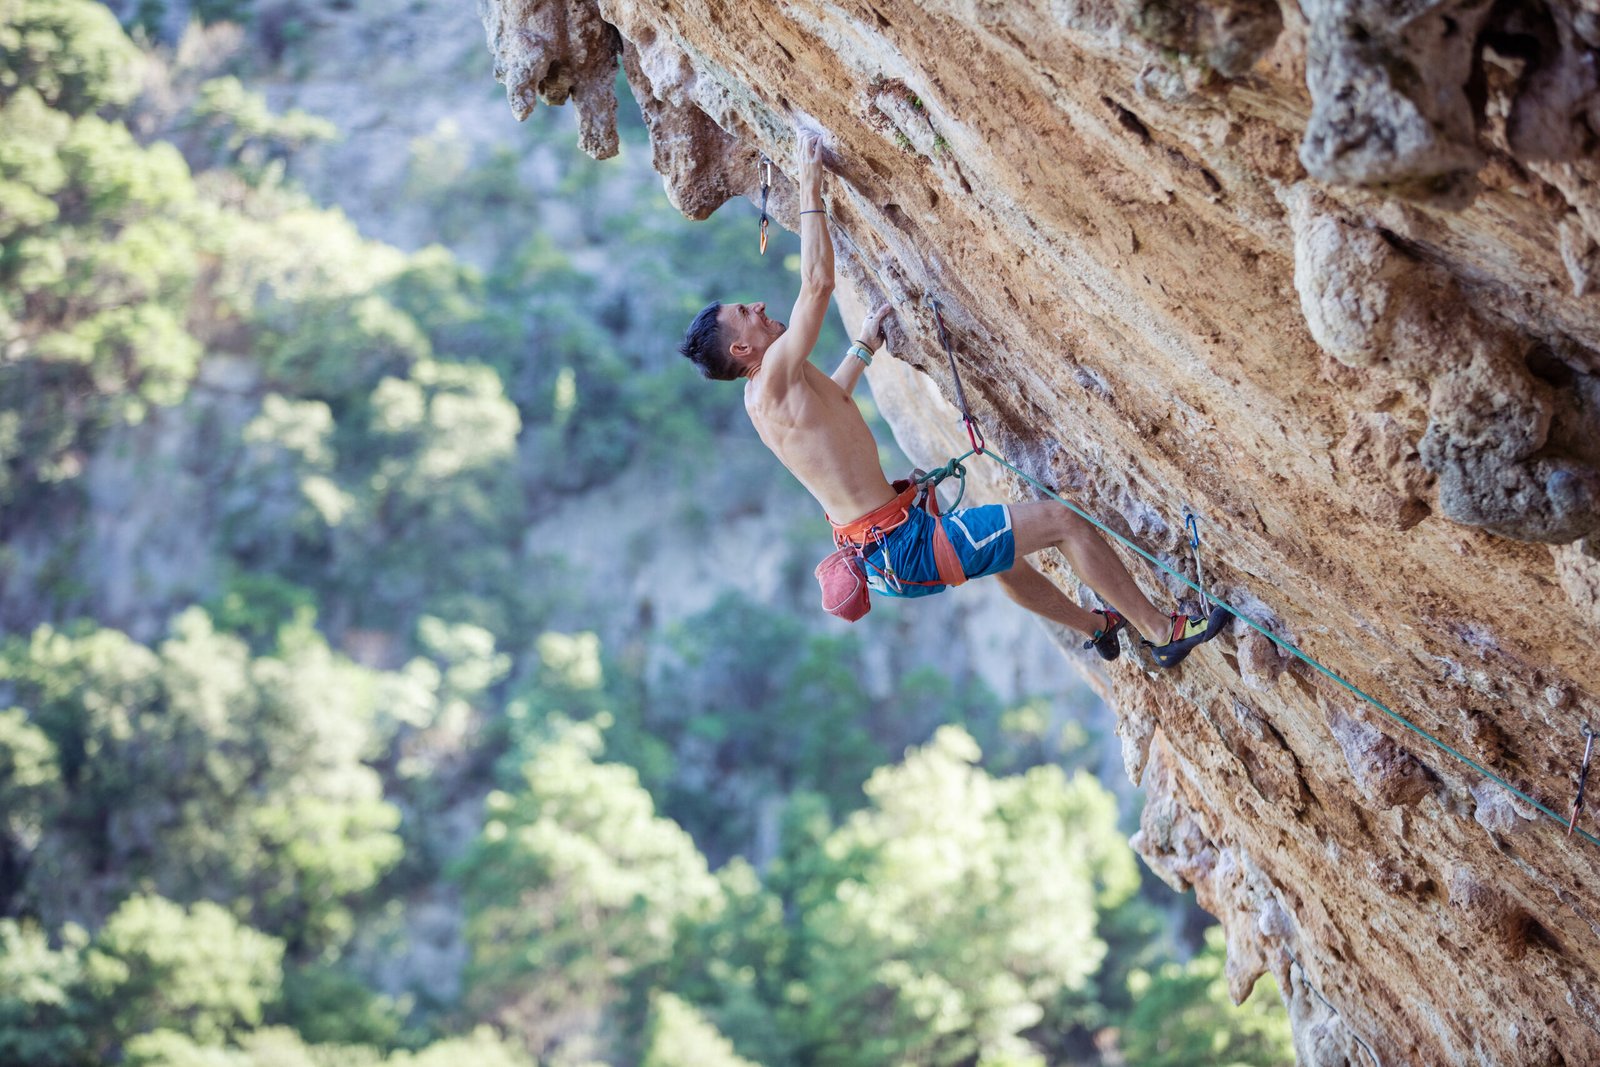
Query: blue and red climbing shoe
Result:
<box><xmin>1144</xmin><ymin>605</ymin><xmax>1231</xmax><ymax>668</ymax></box>
<box><xmin>1082</xmin><ymin>608</ymin><xmax>1126</xmax><ymax>661</ymax></box>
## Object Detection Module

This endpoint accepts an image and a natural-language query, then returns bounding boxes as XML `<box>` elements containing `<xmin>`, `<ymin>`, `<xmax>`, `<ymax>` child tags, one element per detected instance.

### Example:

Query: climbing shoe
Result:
<box><xmin>1144</xmin><ymin>605</ymin><xmax>1231</xmax><ymax>669</ymax></box>
<box><xmin>1082</xmin><ymin>608</ymin><xmax>1126</xmax><ymax>662</ymax></box>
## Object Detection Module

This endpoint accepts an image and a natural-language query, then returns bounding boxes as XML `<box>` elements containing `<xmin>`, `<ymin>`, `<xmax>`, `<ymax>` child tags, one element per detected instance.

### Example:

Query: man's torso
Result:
<box><xmin>745</xmin><ymin>361</ymin><xmax>895</xmax><ymax>521</ymax></box>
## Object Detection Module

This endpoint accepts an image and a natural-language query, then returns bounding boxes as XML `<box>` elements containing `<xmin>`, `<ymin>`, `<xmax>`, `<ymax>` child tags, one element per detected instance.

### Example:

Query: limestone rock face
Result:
<box><xmin>480</xmin><ymin>1</ymin><xmax>1600</xmax><ymax>1061</ymax></box>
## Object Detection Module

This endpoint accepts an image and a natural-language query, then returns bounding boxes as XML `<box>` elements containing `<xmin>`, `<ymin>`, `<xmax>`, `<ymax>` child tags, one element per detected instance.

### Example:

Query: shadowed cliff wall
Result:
<box><xmin>478</xmin><ymin>2</ymin><xmax>1600</xmax><ymax>1062</ymax></box>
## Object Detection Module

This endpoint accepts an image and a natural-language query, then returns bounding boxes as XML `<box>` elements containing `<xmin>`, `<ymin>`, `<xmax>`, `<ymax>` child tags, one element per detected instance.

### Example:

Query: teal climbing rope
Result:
<box><xmin>914</xmin><ymin>454</ymin><xmax>969</xmax><ymax>510</ymax></box>
<box><xmin>937</xmin><ymin>443</ymin><xmax>1600</xmax><ymax>851</ymax></box>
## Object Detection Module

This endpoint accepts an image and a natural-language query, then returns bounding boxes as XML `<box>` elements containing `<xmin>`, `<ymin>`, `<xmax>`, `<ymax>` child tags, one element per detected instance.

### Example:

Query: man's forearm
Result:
<box><xmin>831</xmin><ymin>352</ymin><xmax>866</xmax><ymax>394</ymax></box>
<box><xmin>798</xmin><ymin>189</ymin><xmax>834</xmax><ymax>293</ymax></box>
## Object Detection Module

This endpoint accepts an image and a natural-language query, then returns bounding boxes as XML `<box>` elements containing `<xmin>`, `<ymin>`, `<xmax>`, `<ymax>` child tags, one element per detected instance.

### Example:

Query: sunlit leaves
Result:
<box><xmin>0</xmin><ymin>919</ymin><xmax>93</xmax><ymax>1066</ymax></box>
<box><xmin>641</xmin><ymin>991</ymin><xmax>760</xmax><ymax>1067</ymax></box>
<box><xmin>91</xmin><ymin>895</ymin><xmax>284</xmax><ymax>1046</ymax></box>
<box><xmin>0</xmin><ymin>0</ymin><xmax>141</xmax><ymax>117</ymax></box>
<box><xmin>1119</xmin><ymin>926</ymin><xmax>1295</xmax><ymax>1067</ymax></box>
<box><xmin>0</xmin><ymin>611</ymin><xmax>401</xmax><ymax>950</ymax></box>
<box><xmin>459</xmin><ymin>720</ymin><xmax>718</xmax><ymax>1058</ymax></box>
<box><xmin>791</xmin><ymin>727</ymin><xmax>1127</xmax><ymax>1067</ymax></box>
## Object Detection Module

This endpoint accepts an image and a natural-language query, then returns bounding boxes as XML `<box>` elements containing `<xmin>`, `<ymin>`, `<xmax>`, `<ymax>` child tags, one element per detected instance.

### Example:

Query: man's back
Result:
<box><xmin>745</xmin><ymin>358</ymin><xmax>895</xmax><ymax>522</ymax></box>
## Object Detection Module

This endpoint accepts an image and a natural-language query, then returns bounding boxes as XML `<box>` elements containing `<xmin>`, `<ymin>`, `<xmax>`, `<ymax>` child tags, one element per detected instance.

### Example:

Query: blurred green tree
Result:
<box><xmin>0</xmin><ymin>0</ymin><xmax>141</xmax><ymax>117</ymax></box>
<box><xmin>647</xmin><ymin>594</ymin><xmax>884</xmax><ymax>862</ymax></box>
<box><xmin>0</xmin><ymin>707</ymin><xmax>61</xmax><ymax>909</ymax></box>
<box><xmin>457</xmin><ymin>719</ymin><xmax>718</xmax><ymax>1061</ymax></box>
<box><xmin>641</xmin><ymin>991</ymin><xmax>761</xmax><ymax>1067</ymax></box>
<box><xmin>88</xmin><ymin>895</ymin><xmax>284</xmax><ymax>1047</ymax></box>
<box><xmin>1118</xmin><ymin>925</ymin><xmax>1295</xmax><ymax>1067</ymax></box>
<box><xmin>0</xmin><ymin>610</ymin><xmax>401</xmax><ymax>951</ymax></box>
<box><xmin>178</xmin><ymin>77</ymin><xmax>337</xmax><ymax>185</ymax></box>
<box><xmin>784</xmin><ymin>726</ymin><xmax>1136</xmax><ymax>1067</ymax></box>
<box><xmin>0</xmin><ymin>919</ymin><xmax>94</xmax><ymax>1066</ymax></box>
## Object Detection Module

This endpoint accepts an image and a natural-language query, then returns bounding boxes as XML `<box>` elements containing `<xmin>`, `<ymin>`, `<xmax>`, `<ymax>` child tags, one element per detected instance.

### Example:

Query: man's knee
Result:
<box><xmin>1056</xmin><ymin>506</ymin><xmax>1097</xmax><ymax>545</ymax></box>
<box><xmin>1012</xmin><ymin>500</ymin><xmax>1086</xmax><ymax>556</ymax></box>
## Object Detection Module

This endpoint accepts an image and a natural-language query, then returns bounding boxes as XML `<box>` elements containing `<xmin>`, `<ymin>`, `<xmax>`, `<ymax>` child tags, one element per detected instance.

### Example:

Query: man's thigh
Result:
<box><xmin>1009</xmin><ymin>499</ymin><xmax>1088</xmax><ymax>557</ymax></box>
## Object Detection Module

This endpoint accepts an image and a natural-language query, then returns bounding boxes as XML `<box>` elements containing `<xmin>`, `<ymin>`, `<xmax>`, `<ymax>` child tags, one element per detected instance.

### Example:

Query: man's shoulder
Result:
<box><xmin>763</xmin><ymin>331</ymin><xmax>818</xmax><ymax>373</ymax></box>
<box><xmin>749</xmin><ymin>350</ymin><xmax>815</xmax><ymax>398</ymax></box>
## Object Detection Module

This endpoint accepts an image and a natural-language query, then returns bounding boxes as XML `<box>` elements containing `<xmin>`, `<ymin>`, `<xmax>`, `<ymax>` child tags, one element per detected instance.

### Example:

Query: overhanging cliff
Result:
<box><xmin>477</xmin><ymin>2</ymin><xmax>1600</xmax><ymax>1062</ymax></box>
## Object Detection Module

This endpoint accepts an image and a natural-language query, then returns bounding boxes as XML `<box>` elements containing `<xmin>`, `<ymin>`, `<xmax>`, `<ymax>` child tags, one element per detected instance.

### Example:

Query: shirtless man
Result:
<box><xmin>677</xmin><ymin>129</ymin><xmax>1228</xmax><ymax>667</ymax></box>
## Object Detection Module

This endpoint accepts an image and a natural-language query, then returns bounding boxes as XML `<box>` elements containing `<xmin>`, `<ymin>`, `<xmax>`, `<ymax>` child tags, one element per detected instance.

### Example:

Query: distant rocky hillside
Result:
<box><xmin>479</xmin><ymin>1</ymin><xmax>1600</xmax><ymax>1063</ymax></box>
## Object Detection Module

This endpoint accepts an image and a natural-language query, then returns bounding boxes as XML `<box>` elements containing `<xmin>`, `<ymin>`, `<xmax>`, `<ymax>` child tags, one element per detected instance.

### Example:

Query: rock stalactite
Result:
<box><xmin>479</xmin><ymin>1</ymin><xmax>1600</xmax><ymax>1062</ymax></box>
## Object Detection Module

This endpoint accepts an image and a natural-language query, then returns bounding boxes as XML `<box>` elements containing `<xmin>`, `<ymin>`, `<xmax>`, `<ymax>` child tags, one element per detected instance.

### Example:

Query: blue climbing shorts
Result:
<box><xmin>863</xmin><ymin>504</ymin><xmax>1016</xmax><ymax>598</ymax></box>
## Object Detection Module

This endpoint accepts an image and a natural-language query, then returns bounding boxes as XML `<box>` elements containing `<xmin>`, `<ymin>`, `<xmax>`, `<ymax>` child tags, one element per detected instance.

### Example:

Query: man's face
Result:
<box><xmin>718</xmin><ymin>301</ymin><xmax>785</xmax><ymax>362</ymax></box>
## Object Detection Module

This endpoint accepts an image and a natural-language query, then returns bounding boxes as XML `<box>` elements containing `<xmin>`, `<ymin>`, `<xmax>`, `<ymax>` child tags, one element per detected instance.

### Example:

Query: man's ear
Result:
<box><xmin>730</xmin><ymin>340</ymin><xmax>752</xmax><ymax>357</ymax></box>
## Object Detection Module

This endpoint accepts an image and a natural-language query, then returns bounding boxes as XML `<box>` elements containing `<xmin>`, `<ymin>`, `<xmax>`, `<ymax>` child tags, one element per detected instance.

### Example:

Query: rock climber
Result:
<box><xmin>676</xmin><ymin>127</ymin><xmax>1229</xmax><ymax>667</ymax></box>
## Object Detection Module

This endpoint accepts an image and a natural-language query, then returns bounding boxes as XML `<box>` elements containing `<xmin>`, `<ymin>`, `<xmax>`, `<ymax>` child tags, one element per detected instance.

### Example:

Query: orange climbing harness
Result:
<box><xmin>815</xmin><ymin>477</ymin><xmax>968</xmax><ymax>622</ymax></box>
<box><xmin>829</xmin><ymin>478</ymin><xmax>967</xmax><ymax>589</ymax></box>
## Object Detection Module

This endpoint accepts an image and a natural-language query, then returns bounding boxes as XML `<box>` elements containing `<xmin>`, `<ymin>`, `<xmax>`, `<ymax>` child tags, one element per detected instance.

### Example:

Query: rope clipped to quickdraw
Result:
<box><xmin>757</xmin><ymin>155</ymin><xmax>773</xmax><ymax>255</ymax></box>
<box><xmin>1185</xmin><ymin>510</ymin><xmax>1211</xmax><ymax>614</ymax></box>
<box><xmin>915</xmin><ymin>454</ymin><xmax>970</xmax><ymax>511</ymax></box>
<box><xmin>1569</xmin><ymin>724</ymin><xmax>1595</xmax><ymax>837</ymax></box>
<box><xmin>928</xmin><ymin>297</ymin><xmax>985</xmax><ymax>456</ymax></box>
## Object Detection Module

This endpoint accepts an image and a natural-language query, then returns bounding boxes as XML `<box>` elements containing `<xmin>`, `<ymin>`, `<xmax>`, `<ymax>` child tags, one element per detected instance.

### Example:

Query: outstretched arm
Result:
<box><xmin>760</xmin><ymin>130</ymin><xmax>834</xmax><ymax>387</ymax></box>
<box><xmin>832</xmin><ymin>302</ymin><xmax>894</xmax><ymax>395</ymax></box>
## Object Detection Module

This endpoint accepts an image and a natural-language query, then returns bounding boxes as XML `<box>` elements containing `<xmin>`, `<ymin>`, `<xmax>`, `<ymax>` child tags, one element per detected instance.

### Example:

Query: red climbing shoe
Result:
<box><xmin>1145</xmin><ymin>605</ymin><xmax>1231</xmax><ymax>668</ymax></box>
<box><xmin>1082</xmin><ymin>608</ymin><xmax>1126</xmax><ymax>662</ymax></box>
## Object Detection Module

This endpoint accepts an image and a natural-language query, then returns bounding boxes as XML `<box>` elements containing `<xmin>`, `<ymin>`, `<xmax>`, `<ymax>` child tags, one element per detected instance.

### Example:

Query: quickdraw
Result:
<box><xmin>1185</xmin><ymin>510</ymin><xmax>1211</xmax><ymax>614</ymax></box>
<box><xmin>928</xmin><ymin>297</ymin><xmax>985</xmax><ymax>455</ymax></box>
<box><xmin>758</xmin><ymin>155</ymin><xmax>774</xmax><ymax>255</ymax></box>
<box><xmin>1569</xmin><ymin>724</ymin><xmax>1595</xmax><ymax>838</ymax></box>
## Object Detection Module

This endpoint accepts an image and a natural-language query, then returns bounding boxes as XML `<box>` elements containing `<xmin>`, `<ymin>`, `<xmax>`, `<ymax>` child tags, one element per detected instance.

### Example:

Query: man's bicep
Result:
<box><xmin>767</xmin><ymin>288</ymin><xmax>833</xmax><ymax>380</ymax></box>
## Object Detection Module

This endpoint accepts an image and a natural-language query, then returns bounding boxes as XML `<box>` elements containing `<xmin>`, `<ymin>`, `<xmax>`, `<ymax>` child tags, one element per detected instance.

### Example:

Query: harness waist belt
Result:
<box><xmin>827</xmin><ymin>479</ymin><xmax>967</xmax><ymax>588</ymax></box>
<box><xmin>829</xmin><ymin>482</ymin><xmax>920</xmax><ymax>547</ymax></box>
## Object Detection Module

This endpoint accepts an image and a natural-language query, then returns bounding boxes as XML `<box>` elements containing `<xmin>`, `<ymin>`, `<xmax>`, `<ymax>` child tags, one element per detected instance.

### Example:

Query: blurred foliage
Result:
<box><xmin>0</xmin><ymin>610</ymin><xmax>401</xmax><ymax>950</ymax></box>
<box><xmin>0</xmin><ymin>895</ymin><xmax>281</xmax><ymax>1065</ymax></box>
<box><xmin>0</xmin><ymin>0</ymin><xmax>142</xmax><ymax>116</ymax></box>
<box><xmin>1119</xmin><ymin>926</ymin><xmax>1296</xmax><ymax>1067</ymax></box>
<box><xmin>777</xmin><ymin>727</ymin><xmax>1136</xmax><ymax>1067</ymax></box>
<box><xmin>0</xmin><ymin>5</ymin><xmax>1295</xmax><ymax>1067</ymax></box>
<box><xmin>91</xmin><ymin>895</ymin><xmax>284</xmax><ymax>1046</ymax></box>
<box><xmin>641</xmin><ymin>992</ymin><xmax>760</xmax><ymax>1067</ymax></box>
<box><xmin>458</xmin><ymin>719</ymin><xmax>719</xmax><ymax>1062</ymax></box>
<box><xmin>0</xmin><ymin>918</ymin><xmax>94</xmax><ymax>1066</ymax></box>
<box><xmin>642</xmin><ymin>595</ymin><xmax>883</xmax><ymax>862</ymax></box>
<box><xmin>179</xmin><ymin>76</ymin><xmax>337</xmax><ymax>185</ymax></box>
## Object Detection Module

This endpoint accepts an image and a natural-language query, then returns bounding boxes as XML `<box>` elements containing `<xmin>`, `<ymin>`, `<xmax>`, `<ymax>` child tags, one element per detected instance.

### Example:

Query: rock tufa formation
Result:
<box><xmin>478</xmin><ymin>1</ymin><xmax>1600</xmax><ymax>1062</ymax></box>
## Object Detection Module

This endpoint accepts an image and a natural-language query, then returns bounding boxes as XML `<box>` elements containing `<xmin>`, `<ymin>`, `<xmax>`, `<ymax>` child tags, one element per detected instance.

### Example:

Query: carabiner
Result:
<box><xmin>1184</xmin><ymin>510</ymin><xmax>1210</xmax><ymax>613</ymax></box>
<box><xmin>758</xmin><ymin>155</ymin><xmax>774</xmax><ymax>255</ymax></box>
<box><xmin>963</xmin><ymin>416</ymin><xmax>986</xmax><ymax>457</ymax></box>
<box><xmin>1569</xmin><ymin>724</ymin><xmax>1595</xmax><ymax>837</ymax></box>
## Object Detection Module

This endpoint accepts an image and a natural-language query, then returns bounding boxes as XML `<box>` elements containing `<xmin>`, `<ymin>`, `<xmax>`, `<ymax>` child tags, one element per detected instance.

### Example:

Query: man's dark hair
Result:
<box><xmin>678</xmin><ymin>302</ymin><xmax>740</xmax><ymax>381</ymax></box>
